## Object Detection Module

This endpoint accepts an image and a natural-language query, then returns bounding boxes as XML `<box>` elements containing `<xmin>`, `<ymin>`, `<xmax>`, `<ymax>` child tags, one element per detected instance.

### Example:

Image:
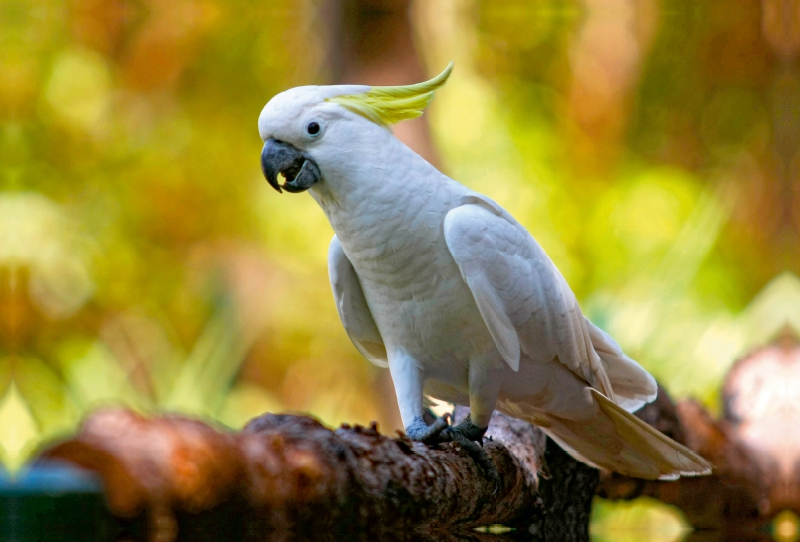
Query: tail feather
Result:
<box><xmin>586</xmin><ymin>318</ymin><xmax>657</xmax><ymax>412</ymax></box>
<box><xmin>534</xmin><ymin>388</ymin><xmax>712</xmax><ymax>480</ymax></box>
<box><xmin>592</xmin><ymin>389</ymin><xmax>712</xmax><ymax>478</ymax></box>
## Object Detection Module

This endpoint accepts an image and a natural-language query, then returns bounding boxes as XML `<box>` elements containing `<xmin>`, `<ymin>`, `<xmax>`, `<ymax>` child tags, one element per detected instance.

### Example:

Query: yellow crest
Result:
<box><xmin>328</xmin><ymin>62</ymin><xmax>453</xmax><ymax>127</ymax></box>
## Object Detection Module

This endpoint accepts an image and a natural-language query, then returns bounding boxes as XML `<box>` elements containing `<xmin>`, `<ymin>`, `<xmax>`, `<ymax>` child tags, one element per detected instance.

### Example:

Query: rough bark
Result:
<box><xmin>40</xmin><ymin>408</ymin><xmax>555</xmax><ymax>541</ymax></box>
<box><xmin>533</xmin><ymin>439</ymin><xmax>599</xmax><ymax>542</ymax></box>
<box><xmin>452</xmin><ymin>407</ymin><xmax>599</xmax><ymax>542</ymax></box>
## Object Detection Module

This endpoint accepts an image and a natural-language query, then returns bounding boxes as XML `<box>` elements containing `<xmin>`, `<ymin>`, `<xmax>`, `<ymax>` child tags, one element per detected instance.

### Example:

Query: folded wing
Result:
<box><xmin>443</xmin><ymin>193</ymin><xmax>655</xmax><ymax>409</ymax></box>
<box><xmin>328</xmin><ymin>235</ymin><xmax>388</xmax><ymax>367</ymax></box>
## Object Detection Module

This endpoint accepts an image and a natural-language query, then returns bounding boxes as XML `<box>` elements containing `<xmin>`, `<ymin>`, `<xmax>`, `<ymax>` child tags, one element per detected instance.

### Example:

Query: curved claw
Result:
<box><xmin>405</xmin><ymin>413</ymin><xmax>500</xmax><ymax>490</ymax></box>
<box><xmin>446</xmin><ymin>429</ymin><xmax>501</xmax><ymax>492</ymax></box>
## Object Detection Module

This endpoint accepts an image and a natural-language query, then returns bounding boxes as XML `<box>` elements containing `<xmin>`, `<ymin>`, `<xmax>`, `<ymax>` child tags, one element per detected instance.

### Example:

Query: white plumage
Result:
<box><xmin>258</xmin><ymin>75</ymin><xmax>712</xmax><ymax>480</ymax></box>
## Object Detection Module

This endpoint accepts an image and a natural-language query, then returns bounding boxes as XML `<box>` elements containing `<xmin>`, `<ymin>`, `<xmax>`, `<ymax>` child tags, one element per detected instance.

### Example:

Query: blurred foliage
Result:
<box><xmin>773</xmin><ymin>511</ymin><xmax>800</xmax><ymax>542</ymax></box>
<box><xmin>591</xmin><ymin>497</ymin><xmax>689</xmax><ymax>542</ymax></box>
<box><xmin>0</xmin><ymin>0</ymin><xmax>798</xmax><ymax>536</ymax></box>
<box><xmin>419</xmin><ymin>0</ymin><xmax>799</xmax><ymax>406</ymax></box>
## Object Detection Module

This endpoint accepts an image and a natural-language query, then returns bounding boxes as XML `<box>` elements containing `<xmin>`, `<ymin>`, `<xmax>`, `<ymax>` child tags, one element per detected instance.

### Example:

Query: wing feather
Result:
<box><xmin>328</xmin><ymin>235</ymin><xmax>388</xmax><ymax>367</ymax></box>
<box><xmin>444</xmin><ymin>195</ymin><xmax>617</xmax><ymax>401</ymax></box>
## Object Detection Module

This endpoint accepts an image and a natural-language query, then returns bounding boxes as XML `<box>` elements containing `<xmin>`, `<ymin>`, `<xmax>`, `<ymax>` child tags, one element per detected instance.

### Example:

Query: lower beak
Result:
<box><xmin>260</xmin><ymin>138</ymin><xmax>322</xmax><ymax>194</ymax></box>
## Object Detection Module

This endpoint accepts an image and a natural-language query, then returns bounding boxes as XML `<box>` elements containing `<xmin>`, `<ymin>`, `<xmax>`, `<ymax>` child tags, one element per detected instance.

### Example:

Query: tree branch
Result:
<box><xmin>41</xmin><ymin>339</ymin><xmax>798</xmax><ymax>540</ymax></box>
<box><xmin>41</xmin><ymin>408</ymin><xmax>558</xmax><ymax>541</ymax></box>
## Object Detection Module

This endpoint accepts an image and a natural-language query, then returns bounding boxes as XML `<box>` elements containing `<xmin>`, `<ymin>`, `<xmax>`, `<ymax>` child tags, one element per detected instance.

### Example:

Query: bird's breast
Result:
<box><xmin>315</xmin><ymin>162</ymin><xmax>497</xmax><ymax>370</ymax></box>
<box><xmin>335</xmin><ymin>206</ymin><xmax>495</xmax><ymax>369</ymax></box>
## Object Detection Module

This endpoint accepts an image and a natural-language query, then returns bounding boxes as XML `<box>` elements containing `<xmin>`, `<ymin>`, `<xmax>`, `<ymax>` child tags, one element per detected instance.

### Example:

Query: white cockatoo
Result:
<box><xmin>257</xmin><ymin>63</ymin><xmax>712</xmax><ymax>480</ymax></box>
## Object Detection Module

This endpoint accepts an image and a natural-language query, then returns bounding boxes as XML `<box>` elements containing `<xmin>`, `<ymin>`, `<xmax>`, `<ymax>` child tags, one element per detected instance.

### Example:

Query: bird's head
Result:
<box><xmin>257</xmin><ymin>62</ymin><xmax>452</xmax><ymax>194</ymax></box>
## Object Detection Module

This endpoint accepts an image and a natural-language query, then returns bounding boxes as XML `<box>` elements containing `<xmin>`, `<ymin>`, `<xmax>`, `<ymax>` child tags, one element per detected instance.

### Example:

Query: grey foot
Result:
<box><xmin>404</xmin><ymin>410</ymin><xmax>450</xmax><ymax>444</ymax></box>
<box><xmin>446</xmin><ymin>414</ymin><xmax>487</xmax><ymax>443</ymax></box>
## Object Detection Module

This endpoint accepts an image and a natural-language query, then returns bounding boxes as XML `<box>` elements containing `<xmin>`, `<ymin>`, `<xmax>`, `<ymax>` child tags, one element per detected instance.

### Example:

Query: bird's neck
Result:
<box><xmin>311</xmin><ymin>135</ymin><xmax>446</xmax><ymax>227</ymax></box>
<box><xmin>309</xmin><ymin>133</ymin><xmax>460</xmax><ymax>266</ymax></box>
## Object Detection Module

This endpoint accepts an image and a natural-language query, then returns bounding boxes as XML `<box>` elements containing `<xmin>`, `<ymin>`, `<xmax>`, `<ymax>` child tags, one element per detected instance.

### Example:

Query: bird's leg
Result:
<box><xmin>390</xmin><ymin>352</ymin><xmax>502</xmax><ymax>489</ymax></box>
<box><xmin>389</xmin><ymin>353</ymin><xmax>449</xmax><ymax>442</ymax></box>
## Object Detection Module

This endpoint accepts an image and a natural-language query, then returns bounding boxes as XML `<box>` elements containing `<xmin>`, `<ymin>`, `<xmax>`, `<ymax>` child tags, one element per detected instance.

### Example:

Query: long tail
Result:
<box><xmin>534</xmin><ymin>388</ymin><xmax>712</xmax><ymax>480</ymax></box>
<box><xmin>585</xmin><ymin>317</ymin><xmax>658</xmax><ymax>413</ymax></box>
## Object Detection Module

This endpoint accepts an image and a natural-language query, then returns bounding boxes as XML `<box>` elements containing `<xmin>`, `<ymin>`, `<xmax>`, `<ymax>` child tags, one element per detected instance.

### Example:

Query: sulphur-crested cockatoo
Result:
<box><xmin>257</xmin><ymin>63</ymin><xmax>712</xmax><ymax>481</ymax></box>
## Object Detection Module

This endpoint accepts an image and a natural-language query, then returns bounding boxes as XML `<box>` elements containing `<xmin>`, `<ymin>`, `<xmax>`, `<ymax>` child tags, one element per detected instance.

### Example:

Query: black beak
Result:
<box><xmin>260</xmin><ymin>138</ymin><xmax>321</xmax><ymax>194</ymax></box>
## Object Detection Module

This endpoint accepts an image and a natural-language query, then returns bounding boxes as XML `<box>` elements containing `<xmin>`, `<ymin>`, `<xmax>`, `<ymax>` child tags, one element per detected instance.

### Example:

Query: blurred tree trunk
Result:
<box><xmin>323</xmin><ymin>0</ymin><xmax>441</xmax><ymax>167</ymax></box>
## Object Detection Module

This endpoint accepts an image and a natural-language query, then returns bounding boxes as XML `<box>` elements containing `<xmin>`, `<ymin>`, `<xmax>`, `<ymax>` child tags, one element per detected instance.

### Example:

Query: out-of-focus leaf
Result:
<box><xmin>0</xmin><ymin>385</ymin><xmax>40</xmax><ymax>471</ymax></box>
<box><xmin>591</xmin><ymin>497</ymin><xmax>690</xmax><ymax>542</ymax></box>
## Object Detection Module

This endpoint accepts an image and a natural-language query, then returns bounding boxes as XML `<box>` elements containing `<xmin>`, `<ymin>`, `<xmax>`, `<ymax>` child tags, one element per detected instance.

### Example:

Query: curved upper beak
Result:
<box><xmin>260</xmin><ymin>138</ymin><xmax>321</xmax><ymax>194</ymax></box>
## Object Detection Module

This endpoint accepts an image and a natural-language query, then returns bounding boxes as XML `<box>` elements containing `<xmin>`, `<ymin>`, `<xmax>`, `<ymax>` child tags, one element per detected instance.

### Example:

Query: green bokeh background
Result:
<box><xmin>2</xmin><ymin>0</ymin><xmax>798</xmax><ymax>538</ymax></box>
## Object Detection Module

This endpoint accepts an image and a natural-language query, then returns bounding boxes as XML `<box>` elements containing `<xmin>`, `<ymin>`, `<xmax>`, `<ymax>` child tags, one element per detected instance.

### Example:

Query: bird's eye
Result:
<box><xmin>305</xmin><ymin>121</ymin><xmax>322</xmax><ymax>138</ymax></box>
